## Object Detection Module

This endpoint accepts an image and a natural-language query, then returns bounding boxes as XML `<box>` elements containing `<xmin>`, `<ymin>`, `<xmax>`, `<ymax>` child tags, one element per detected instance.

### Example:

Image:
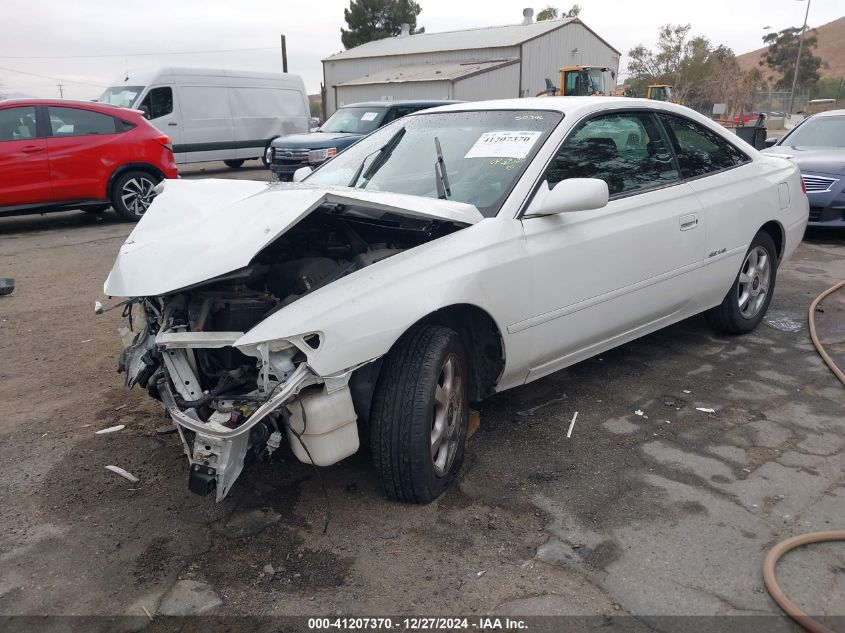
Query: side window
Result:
<box><xmin>660</xmin><ymin>114</ymin><xmax>749</xmax><ymax>178</ymax></box>
<box><xmin>140</xmin><ymin>87</ymin><xmax>173</xmax><ymax>119</ymax></box>
<box><xmin>49</xmin><ymin>107</ymin><xmax>117</xmax><ymax>136</ymax></box>
<box><xmin>545</xmin><ymin>112</ymin><xmax>679</xmax><ymax>196</ymax></box>
<box><xmin>0</xmin><ymin>106</ymin><xmax>38</xmax><ymax>141</ymax></box>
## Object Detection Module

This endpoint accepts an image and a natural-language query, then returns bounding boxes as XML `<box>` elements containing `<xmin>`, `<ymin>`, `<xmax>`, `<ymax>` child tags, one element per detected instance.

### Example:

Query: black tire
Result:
<box><xmin>223</xmin><ymin>159</ymin><xmax>245</xmax><ymax>169</ymax></box>
<box><xmin>111</xmin><ymin>170</ymin><xmax>161</xmax><ymax>221</ymax></box>
<box><xmin>705</xmin><ymin>230</ymin><xmax>778</xmax><ymax>334</ymax></box>
<box><xmin>370</xmin><ymin>324</ymin><xmax>469</xmax><ymax>504</ymax></box>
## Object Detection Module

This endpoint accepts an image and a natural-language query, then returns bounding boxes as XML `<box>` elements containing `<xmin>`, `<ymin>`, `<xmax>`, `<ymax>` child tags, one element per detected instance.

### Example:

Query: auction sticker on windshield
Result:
<box><xmin>361</xmin><ymin>112</ymin><xmax>379</xmax><ymax>121</ymax></box>
<box><xmin>464</xmin><ymin>130</ymin><xmax>542</xmax><ymax>159</ymax></box>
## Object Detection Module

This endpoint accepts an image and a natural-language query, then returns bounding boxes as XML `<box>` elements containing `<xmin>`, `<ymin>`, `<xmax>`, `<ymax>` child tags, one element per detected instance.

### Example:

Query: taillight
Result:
<box><xmin>800</xmin><ymin>177</ymin><xmax>807</xmax><ymax>194</ymax></box>
<box><xmin>153</xmin><ymin>135</ymin><xmax>173</xmax><ymax>152</ymax></box>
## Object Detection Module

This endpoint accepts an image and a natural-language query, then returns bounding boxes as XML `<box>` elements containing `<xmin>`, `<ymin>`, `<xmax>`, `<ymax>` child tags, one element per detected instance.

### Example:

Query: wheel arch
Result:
<box><xmin>759</xmin><ymin>220</ymin><xmax>785</xmax><ymax>262</ymax></box>
<box><xmin>106</xmin><ymin>163</ymin><xmax>166</xmax><ymax>200</ymax></box>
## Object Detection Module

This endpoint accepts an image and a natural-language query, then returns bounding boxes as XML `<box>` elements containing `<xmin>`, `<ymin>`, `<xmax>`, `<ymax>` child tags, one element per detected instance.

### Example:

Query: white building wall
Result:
<box><xmin>324</xmin><ymin>46</ymin><xmax>519</xmax><ymax>114</ymax></box>
<box><xmin>452</xmin><ymin>64</ymin><xmax>521</xmax><ymax>102</ymax></box>
<box><xmin>335</xmin><ymin>80</ymin><xmax>453</xmax><ymax>107</ymax></box>
<box><xmin>519</xmin><ymin>23</ymin><xmax>620</xmax><ymax>98</ymax></box>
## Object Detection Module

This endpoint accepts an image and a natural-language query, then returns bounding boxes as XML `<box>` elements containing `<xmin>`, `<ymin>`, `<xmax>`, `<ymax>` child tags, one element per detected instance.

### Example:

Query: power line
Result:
<box><xmin>0</xmin><ymin>46</ymin><xmax>278</xmax><ymax>60</ymax></box>
<box><xmin>0</xmin><ymin>65</ymin><xmax>107</xmax><ymax>88</ymax></box>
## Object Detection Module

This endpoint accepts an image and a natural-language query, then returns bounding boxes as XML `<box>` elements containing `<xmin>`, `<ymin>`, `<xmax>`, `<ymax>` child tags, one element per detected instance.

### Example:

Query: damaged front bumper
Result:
<box><xmin>124</xmin><ymin>325</ymin><xmax>360</xmax><ymax>501</ymax></box>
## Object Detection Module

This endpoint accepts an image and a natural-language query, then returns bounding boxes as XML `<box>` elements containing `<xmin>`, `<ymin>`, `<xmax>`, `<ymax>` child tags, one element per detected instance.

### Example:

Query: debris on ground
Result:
<box><xmin>114</xmin><ymin>404</ymin><xmax>128</xmax><ymax>411</ymax></box>
<box><xmin>96</xmin><ymin>425</ymin><xmax>125</xmax><ymax>434</ymax></box>
<box><xmin>0</xmin><ymin>278</ymin><xmax>14</xmax><ymax>296</ymax></box>
<box><xmin>764</xmin><ymin>314</ymin><xmax>803</xmax><ymax>333</ymax></box>
<box><xmin>695</xmin><ymin>407</ymin><xmax>716</xmax><ymax>414</ymax></box>
<box><xmin>467</xmin><ymin>409</ymin><xmax>481</xmax><ymax>439</ymax></box>
<box><xmin>155</xmin><ymin>424</ymin><xmax>177</xmax><ymax>435</ymax></box>
<box><xmin>566</xmin><ymin>411</ymin><xmax>579</xmax><ymax>438</ymax></box>
<box><xmin>105</xmin><ymin>465</ymin><xmax>139</xmax><ymax>483</ymax></box>
<box><xmin>634</xmin><ymin>409</ymin><xmax>644</xmax><ymax>416</ymax></box>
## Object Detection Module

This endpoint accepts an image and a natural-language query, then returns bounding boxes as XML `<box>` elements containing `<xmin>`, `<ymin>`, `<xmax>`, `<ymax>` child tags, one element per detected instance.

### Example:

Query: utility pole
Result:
<box><xmin>280</xmin><ymin>34</ymin><xmax>288</xmax><ymax>73</ymax></box>
<box><xmin>57</xmin><ymin>84</ymin><xmax>64</xmax><ymax>98</ymax></box>
<box><xmin>787</xmin><ymin>0</ymin><xmax>811</xmax><ymax>114</ymax></box>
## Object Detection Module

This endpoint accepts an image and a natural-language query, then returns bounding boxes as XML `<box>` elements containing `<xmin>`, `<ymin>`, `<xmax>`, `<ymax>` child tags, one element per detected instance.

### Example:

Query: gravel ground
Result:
<box><xmin>0</xmin><ymin>163</ymin><xmax>842</xmax><ymax>631</ymax></box>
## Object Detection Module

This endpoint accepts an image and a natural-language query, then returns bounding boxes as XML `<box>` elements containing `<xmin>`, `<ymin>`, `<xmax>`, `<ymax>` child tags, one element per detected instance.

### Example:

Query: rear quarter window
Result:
<box><xmin>48</xmin><ymin>107</ymin><xmax>119</xmax><ymax>136</ymax></box>
<box><xmin>660</xmin><ymin>114</ymin><xmax>749</xmax><ymax>179</ymax></box>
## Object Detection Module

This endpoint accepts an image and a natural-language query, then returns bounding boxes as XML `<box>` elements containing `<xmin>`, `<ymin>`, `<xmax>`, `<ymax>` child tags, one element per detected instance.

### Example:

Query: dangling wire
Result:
<box><xmin>283</xmin><ymin>400</ymin><xmax>331</xmax><ymax>534</ymax></box>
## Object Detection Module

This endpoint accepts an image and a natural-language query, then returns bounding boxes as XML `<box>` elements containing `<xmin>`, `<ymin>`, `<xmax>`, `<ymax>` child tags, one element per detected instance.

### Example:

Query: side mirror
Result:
<box><xmin>292</xmin><ymin>166</ymin><xmax>312</xmax><ymax>182</ymax></box>
<box><xmin>764</xmin><ymin>137</ymin><xmax>779</xmax><ymax>148</ymax></box>
<box><xmin>527</xmin><ymin>178</ymin><xmax>609</xmax><ymax>217</ymax></box>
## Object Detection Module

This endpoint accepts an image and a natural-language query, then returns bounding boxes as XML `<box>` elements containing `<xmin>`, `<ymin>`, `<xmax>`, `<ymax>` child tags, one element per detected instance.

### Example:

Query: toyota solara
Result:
<box><xmin>104</xmin><ymin>97</ymin><xmax>808</xmax><ymax>503</ymax></box>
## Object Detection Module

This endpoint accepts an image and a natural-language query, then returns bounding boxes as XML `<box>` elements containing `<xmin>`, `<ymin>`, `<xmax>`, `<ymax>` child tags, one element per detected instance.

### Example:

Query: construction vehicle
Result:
<box><xmin>537</xmin><ymin>66</ymin><xmax>614</xmax><ymax>97</ymax></box>
<box><xmin>646</xmin><ymin>84</ymin><xmax>674</xmax><ymax>101</ymax></box>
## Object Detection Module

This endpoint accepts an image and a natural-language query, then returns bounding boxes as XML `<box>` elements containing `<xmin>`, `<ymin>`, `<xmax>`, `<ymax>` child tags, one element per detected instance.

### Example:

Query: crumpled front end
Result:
<box><xmin>119</xmin><ymin>295</ymin><xmax>360</xmax><ymax>501</ymax></box>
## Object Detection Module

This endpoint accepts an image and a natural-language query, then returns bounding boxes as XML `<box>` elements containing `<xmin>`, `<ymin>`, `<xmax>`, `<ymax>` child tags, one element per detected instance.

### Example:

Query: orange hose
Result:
<box><xmin>761</xmin><ymin>279</ymin><xmax>845</xmax><ymax>633</ymax></box>
<box><xmin>808</xmin><ymin>279</ymin><xmax>845</xmax><ymax>386</ymax></box>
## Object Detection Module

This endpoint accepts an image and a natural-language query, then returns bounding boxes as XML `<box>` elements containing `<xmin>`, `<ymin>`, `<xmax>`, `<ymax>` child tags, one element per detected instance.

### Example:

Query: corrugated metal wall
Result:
<box><xmin>520</xmin><ymin>22</ymin><xmax>620</xmax><ymax>98</ymax></box>
<box><xmin>324</xmin><ymin>46</ymin><xmax>519</xmax><ymax>114</ymax></box>
<box><xmin>324</xmin><ymin>23</ymin><xmax>620</xmax><ymax>114</ymax></box>
<box><xmin>336</xmin><ymin>80</ymin><xmax>453</xmax><ymax>107</ymax></box>
<box><xmin>453</xmin><ymin>64</ymin><xmax>521</xmax><ymax>101</ymax></box>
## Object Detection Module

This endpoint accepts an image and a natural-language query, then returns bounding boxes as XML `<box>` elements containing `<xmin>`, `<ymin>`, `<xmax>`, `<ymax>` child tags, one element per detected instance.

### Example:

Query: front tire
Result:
<box><xmin>223</xmin><ymin>159</ymin><xmax>245</xmax><ymax>168</ymax></box>
<box><xmin>111</xmin><ymin>171</ymin><xmax>160</xmax><ymax>222</ymax></box>
<box><xmin>705</xmin><ymin>231</ymin><xmax>778</xmax><ymax>334</ymax></box>
<box><xmin>370</xmin><ymin>324</ymin><xmax>469</xmax><ymax>504</ymax></box>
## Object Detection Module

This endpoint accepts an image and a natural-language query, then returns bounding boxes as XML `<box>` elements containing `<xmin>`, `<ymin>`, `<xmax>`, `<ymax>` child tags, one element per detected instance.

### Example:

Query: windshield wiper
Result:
<box><xmin>434</xmin><ymin>136</ymin><xmax>451</xmax><ymax>200</ymax></box>
<box><xmin>347</xmin><ymin>127</ymin><xmax>406</xmax><ymax>188</ymax></box>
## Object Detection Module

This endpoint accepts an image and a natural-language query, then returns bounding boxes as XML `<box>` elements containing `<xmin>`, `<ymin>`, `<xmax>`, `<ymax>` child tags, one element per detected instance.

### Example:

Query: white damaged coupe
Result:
<box><xmin>105</xmin><ymin>97</ymin><xmax>808</xmax><ymax>503</ymax></box>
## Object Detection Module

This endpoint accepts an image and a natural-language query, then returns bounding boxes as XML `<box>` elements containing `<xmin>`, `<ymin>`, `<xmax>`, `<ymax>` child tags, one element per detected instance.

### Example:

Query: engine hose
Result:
<box><xmin>762</xmin><ymin>278</ymin><xmax>845</xmax><ymax>633</ymax></box>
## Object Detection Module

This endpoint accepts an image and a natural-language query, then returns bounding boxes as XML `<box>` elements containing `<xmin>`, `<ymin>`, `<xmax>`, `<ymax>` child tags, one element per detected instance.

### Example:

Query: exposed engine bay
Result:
<box><xmin>116</xmin><ymin>204</ymin><xmax>463</xmax><ymax>500</ymax></box>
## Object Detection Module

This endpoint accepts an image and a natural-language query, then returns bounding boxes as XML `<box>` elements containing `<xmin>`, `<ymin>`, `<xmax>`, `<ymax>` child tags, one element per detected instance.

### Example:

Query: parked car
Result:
<box><xmin>0</xmin><ymin>99</ymin><xmax>177</xmax><ymax>220</ymax></box>
<box><xmin>98</xmin><ymin>67</ymin><xmax>310</xmax><ymax>168</ymax></box>
<box><xmin>763</xmin><ymin>109</ymin><xmax>845</xmax><ymax>228</ymax></box>
<box><xmin>105</xmin><ymin>97</ymin><xmax>808</xmax><ymax>503</ymax></box>
<box><xmin>266</xmin><ymin>100</ymin><xmax>456</xmax><ymax>180</ymax></box>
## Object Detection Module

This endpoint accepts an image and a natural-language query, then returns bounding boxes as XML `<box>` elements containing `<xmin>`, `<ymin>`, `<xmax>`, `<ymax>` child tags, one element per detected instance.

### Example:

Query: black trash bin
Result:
<box><xmin>735</xmin><ymin>114</ymin><xmax>767</xmax><ymax>150</ymax></box>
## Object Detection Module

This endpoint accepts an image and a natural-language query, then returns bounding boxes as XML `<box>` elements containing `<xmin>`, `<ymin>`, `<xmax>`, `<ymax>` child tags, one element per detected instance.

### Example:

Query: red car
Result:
<box><xmin>0</xmin><ymin>99</ymin><xmax>177</xmax><ymax>221</ymax></box>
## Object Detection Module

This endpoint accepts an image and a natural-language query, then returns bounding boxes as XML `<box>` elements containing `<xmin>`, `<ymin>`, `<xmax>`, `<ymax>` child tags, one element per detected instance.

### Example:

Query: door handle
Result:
<box><xmin>167</xmin><ymin>122</ymin><xmax>178</xmax><ymax>126</ymax></box>
<box><xmin>21</xmin><ymin>145</ymin><xmax>45</xmax><ymax>154</ymax></box>
<box><xmin>679</xmin><ymin>213</ymin><xmax>699</xmax><ymax>231</ymax></box>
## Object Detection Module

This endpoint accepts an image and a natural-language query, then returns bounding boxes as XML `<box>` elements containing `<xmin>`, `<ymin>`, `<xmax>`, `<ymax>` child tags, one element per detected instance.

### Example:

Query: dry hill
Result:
<box><xmin>737</xmin><ymin>15</ymin><xmax>845</xmax><ymax>81</ymax></box>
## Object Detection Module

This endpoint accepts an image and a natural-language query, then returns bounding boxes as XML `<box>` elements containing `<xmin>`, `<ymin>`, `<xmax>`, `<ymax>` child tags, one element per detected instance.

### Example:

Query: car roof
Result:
<box><xmin>812</xmin><ymin>108</ymin><xmax>845</xmax><ymax>118</ymax></box>
<box><xmin>421</xmin><ymin>96</ymin><xmax>697</xmax><ymax>115</ymax></box>
<box><xmin>0</xmin><ymin>98</ymin><xmax>138</xmax><ymax>115</ymax></box>
<box><xmin>339</xmin><ymin>100</ymin><xmax>459</xmax><ymax>110</ymax></box>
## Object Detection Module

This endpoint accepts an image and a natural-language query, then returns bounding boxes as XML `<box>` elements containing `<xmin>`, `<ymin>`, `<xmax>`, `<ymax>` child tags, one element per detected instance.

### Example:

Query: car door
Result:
<box><xmin>657</xmin><ymin>113</ymin><xmax>760</xmax><ymax>310</ymax></box>
<box><xmin>138</xmin><ymin>86</ymin><xmax>185</xmax><ymax>162</ymax></box>
<box><xmin>519</xmin><ymin>110</ymin><xmax>706</xmax><ymax>381</ymax></box>
<box><xmin>0</xmin><ymin>105</ymin><xmax>51</xmax><ymax>207</ymax></box>
<box><xmin>46</xmin><ymin>106</ymin><xmax>122</xmax><ymax>202</ymax></box>
<box><xmin>176</xmin><ymin>84</ymin><xmax>234</xmax><ymax>163</ymax></box>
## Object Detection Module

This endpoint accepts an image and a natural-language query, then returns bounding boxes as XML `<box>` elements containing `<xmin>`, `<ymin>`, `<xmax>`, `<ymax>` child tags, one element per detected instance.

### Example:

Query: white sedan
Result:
<box><xmin>105</xmin><ymin>97</ymin><xmax>808</xmax><ymax>503</ymax></box>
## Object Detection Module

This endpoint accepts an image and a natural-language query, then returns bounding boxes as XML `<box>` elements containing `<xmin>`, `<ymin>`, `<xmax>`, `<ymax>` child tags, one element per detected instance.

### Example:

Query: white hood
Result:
<box><xmin>104</xmin><ymin>179</ymin><xmax>484</xmax><ymax>297</ymax></box>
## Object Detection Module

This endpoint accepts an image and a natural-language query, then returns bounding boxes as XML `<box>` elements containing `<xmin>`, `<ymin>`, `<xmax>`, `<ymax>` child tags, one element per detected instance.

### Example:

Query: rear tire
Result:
<box><xmin>370</xmin><ymin>324</ymin><xmax>469</xmax><ymax>504</ymax></box>
<box><xmin>705</xmin><ymin>231</ymin><xmax>777</xmax><ymax>334</ymax></box>
<box><xmin>111</xmin><ymin>170</ymin><xmax>160</xmax><ymax>222</ymax></box>
<box><xmin>223</xmin><ymin>159</ymin><xmax>245</xmax><ymax>169</ymax></box>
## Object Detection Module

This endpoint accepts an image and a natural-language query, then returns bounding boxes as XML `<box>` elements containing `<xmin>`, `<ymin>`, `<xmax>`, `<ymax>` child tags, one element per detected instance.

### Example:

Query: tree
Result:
<box><xmin>341</xmin><ymin>0</ymin><xmax>424</xmax><ymax>50</ymax></box>
<box><xmin>760</xmin><ymin>27</ymin><xmax>823</xmax><ymax>89</ymax></box>
<box><xmin>536</xmin><ymin>4</ymin><xmax>580</xmax><ymax>21</ymax></box>
<box><xmin>536</xmin><ymin>5</ymin><xmax>559</xmax><ymax>20</ymax></box>
<box><xmin>811</xmin><ymin>76</ymin><xmax>845</xmax><ymax>100</ymax></box>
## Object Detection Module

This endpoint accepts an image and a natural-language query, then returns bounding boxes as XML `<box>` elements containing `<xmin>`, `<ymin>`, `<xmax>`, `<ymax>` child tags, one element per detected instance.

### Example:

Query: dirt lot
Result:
<box><xmin>1</xmin><ymin>163</ymin><xmax>843</xmax><ymax>630</ymax></box>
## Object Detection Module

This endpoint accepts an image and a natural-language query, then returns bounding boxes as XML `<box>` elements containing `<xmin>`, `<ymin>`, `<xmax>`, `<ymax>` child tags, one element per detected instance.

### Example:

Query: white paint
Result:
<box><xmin>566</xmin><ymin>411</ymin><xmax>579</xmax><ymax>438</ymax></box>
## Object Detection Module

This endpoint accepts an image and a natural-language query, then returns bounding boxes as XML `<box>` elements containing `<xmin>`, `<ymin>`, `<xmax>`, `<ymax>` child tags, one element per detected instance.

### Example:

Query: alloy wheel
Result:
<box><xmin>737</xmin><ymin>246</ymin><xmax>771</xmax><ymax>319</ymax></box>
<box><xmin>121</xmin><ymin>177</ymin><xmax>156</xmax><ymax>217</ymax></box>
<box><xmin>431</xmin><ymin>353</ymin><xmax>463</xmax><ymax>477</ymax></box>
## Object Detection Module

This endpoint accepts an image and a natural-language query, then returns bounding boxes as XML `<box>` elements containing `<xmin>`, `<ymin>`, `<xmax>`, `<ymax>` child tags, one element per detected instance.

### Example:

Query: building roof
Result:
<box><xmin>323</xmin><ymin>17</ymin><xmax>619</xmax><ymax>62</ymax></box>
<box><xmin>335</xmin><ymin>59</ymin><xmax>519</xmax><ymax>87</ymax></box>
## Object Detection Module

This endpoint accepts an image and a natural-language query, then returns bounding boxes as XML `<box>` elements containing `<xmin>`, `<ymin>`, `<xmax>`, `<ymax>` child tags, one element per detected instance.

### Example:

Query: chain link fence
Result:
<box><xmin>752</xmin><ymin>88</ymin><xmax>810</xmax><ymax>116</ymax></box>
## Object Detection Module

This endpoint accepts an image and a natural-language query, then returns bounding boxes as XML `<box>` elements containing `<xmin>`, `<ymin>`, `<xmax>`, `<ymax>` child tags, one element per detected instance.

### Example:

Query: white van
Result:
<box><xmin>99</xmin><ymin>67</ymin><xmax>310</xmax><ymax>167</ymax></box>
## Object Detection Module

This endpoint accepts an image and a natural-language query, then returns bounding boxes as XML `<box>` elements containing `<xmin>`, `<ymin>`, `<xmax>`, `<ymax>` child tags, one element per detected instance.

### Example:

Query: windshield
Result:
<box><xmin>320</xmin><ymin>107</ymin><xmax>387</xmax><ymax>134</ymax></box>
<box><xmin>306</xmin><ymin>110</ymin><xmax>563</xmax><ymax>217</ymax></box>
<box><xmin>98</xmin><ymin>86</ymin><xmax>144</xmax><ymax>108</ymax></box>
<box><xmin>781</xmin><ymin>115</ymin><xmax>845</xmax><ymax>148</ymax></box>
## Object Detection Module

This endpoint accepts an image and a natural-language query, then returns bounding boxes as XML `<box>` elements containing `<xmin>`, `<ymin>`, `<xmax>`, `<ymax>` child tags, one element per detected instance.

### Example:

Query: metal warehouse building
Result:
<box><xmin>321</xmin><ymin>10</ymin><xmax>620</xmax><ymax>116</ymax></box>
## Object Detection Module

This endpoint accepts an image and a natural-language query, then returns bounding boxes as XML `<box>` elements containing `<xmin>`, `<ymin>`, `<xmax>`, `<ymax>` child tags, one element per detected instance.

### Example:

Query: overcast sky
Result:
<box><xmin>1</xmin><ymin>0</ymin><xmax>842</xmax><ymax>100</ymax></box>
